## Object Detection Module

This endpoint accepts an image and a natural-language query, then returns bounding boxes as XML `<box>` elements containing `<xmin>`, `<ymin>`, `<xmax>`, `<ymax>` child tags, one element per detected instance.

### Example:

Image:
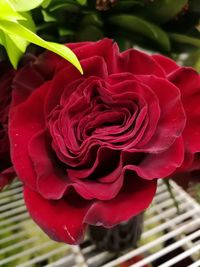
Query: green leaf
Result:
<box><xmin>20</xmin><ymin>12</ymin><xmax>36</xmax><ymax>32</ymax></box>
<box><xmin>145</xmin><ymin>0</ymin><xmax>188</xmax><ymax>24</ymax></box>
<box><xmin>0</xmin><ymin>0</ymin><xmax>25</xmax><ymax>21</ymax></box>
<box><xmin>42</xmin><ymin>0</ymin><xmax>52</xmax><ymax>8</ymax></box>
<box><xmin>0</xmin><ymin>20</ymin><xmax>83</xmax><ymax>73</ymax></box>
<box><xmin>169</xmin><ymin>33</ymin><xmax>200</xmax><ymax>47</ymax></box>
<box><xmin>109</xmin><ymin>15</ymin><xmax>170</xmax><ymax>51</ymax></box>
<box><xmin>77</xmin><ymin>25</ymin><xmax>104</xmax><ymax>42</ymax></box>
<box><xmin>58</xmin><ymin>28</ymin><xmax>75</xmax><ymax>37</ymax></box>
<box><xmin>0</xmin><ymin>31</ymin><xmax>23</xmax><ymax>68</ymax></box>
<box><xmin>113</xmin><ymin>0</ymin><xmax>144</xmax><ymax>11</ymax></box>
<box><xmin>76</xmin><ymin>0</ymin><xmax>87</xmax><ymax>5</ymax></box>
<box><xmin>9</xmin><ymin>0</ymin><xmax>45</xmax><ymax>11</ymax></box>
<box><xmin>41</xmin><ymin>10</ymin><xmax>57</xmax><ymax>22</ymax></box>
<box><xmin>3</xmin><ymin>12</ymin><xmax>36</xmax><ymax>66</ymax></box>
<box><xmin>49</xmin><ymin>2</ymin><xmax>80</xmax><ymax>12</ymax></box>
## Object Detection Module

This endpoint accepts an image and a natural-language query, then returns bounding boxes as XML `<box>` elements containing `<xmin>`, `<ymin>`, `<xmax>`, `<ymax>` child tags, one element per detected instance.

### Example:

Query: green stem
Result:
<box><xmin>164</xmin><ymin>179</ymin><xmax>180</xmax><ymax>214</ymax></box>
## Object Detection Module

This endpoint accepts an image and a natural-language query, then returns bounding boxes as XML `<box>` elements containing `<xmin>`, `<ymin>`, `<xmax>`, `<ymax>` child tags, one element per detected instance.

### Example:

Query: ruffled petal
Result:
<box><xmin>9</xmin><ymin>82</ymin><xmax>50</xmax><ymax>190</ymax></box>
<box><xmin>24</xmin><ymin>186</ymin><xmax>92</xmax><ymax>244</ymax></box>
<box><xmin>28</xmin><ymin>130</ymin><xmax>71</xmax><ymax>199</ymax></box>
<box><xmin>123</xmin><ymin>137</ymin><xmax>184</xmax><ymax>179</ymax></box>
<box><xmin>84</xmin><ymin>173</ymin><xmax>157</xmax><ymax>227</ymax></box>
<box><xmin>135</xmin><ymin>75</ymin><xmax>186</xmax><ymax>152</ymax></box>
<box><xmin>169</xmin><ymin>68</ymin><xmax>200</xmax><ymax>153</ymax></box>
<box><xmin>120</xmin><ymin>49</ymin><xmax>165</xmax><ymax>77</ymax></box>
<box><xmin>152</xmin><ymin>54</ymin><xmax>180</xmax><ymax>75</ymax></box>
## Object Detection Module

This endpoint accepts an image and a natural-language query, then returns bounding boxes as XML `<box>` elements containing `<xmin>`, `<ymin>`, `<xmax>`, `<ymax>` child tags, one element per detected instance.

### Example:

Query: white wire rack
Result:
<box><xmin>0</xmin><ymin>180</ymin><xmax>200</xmax><ymax>267</ymax></box>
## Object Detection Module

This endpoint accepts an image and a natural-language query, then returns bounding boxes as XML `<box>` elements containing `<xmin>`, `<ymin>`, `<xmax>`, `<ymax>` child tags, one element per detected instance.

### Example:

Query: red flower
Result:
<box><xmin>0</xmin><ymin>62</ymin><xmax>16</xmax><ymax>190</ymax></box>
<box><xmin>9</xmin><ymin>39</ymin><xmax>199</xmax><ymax>244</ymax></box>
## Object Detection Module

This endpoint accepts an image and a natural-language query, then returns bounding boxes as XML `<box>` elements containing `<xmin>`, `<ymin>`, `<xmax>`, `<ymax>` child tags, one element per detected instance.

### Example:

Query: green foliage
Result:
<box><xmin>0</xmin><ymin>0</ymin><xmax>83</xmax><ymax>73</ymax></box>
<box><xmin>0</xmin><ymin>0</ymin><xmax>199</xmax><ymax>71</ymax></box>
<box><xmin>108</xmin><ymin>15</ymin><xmax>170</xmax><ymax>51</ymax></box>
<box><xmin>9</xmin><ymin>0</ymin><xmax>46</xmax><ymax>11</ymax></box>
<box><xmin>144</xmin><ymin>0</ymin><xmax>188</xmax><ymax>24</ymax></box>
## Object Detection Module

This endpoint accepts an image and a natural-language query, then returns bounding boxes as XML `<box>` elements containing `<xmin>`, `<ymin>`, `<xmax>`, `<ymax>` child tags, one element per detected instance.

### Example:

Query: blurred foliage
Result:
<box><xmin>0</xmin><ymin>0</ymin><xmax>82</xmax><ymax>73</ymax></box>
<box><xmin>27</xmin><ymin>0</ymin><xmax>200</xmax><ymax>71</ymax></box>
<box><xmin>0</xmin><ymin>0</ymin><xmax>199</xmax><ymax>71</ymax></box>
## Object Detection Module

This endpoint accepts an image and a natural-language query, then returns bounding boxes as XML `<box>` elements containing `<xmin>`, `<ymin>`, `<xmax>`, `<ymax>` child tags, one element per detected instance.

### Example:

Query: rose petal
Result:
<box><xmin>84</xmin><ymin>172</ymin><xmax>157</xmax><ymax>227</ymax></box>
<box><xmin>24</xmin><ymin>186</ymin><xmax>92</xmax><ymax>244</ymax></box>
<box><xmin>120</xmin><ymin>49</ymin><xmax>165</xmax><ymax>77</ymax></box>
<box><xmin>124</xmin><ymin>137</ymin><xmax>184</xmax><ymax>179</ymax></box>
<box><xmin>9</xmin><ymin>82</ymin><xmax>50</xmax><ymax>190</ymax></box>
<box><xmin>152</xmin><ymin>54</ymin><xmax>180</xmax><ymax>75</ymax></box>
<box><xmin>28</xmin><ymin>130</ymin><xmax>71</xmax><ymax>199</ymax></box>
<box><xmin>58</xmin><ymin>39</ymin><xmax>119</xmax><ymax>74</ymax></box>
<box><xmin>169</xmin><ymin>68</ymin><xmax>200</xmax><ymax>153</ymax></box>
<box><xmin>135</xmin><ymin>75</ymin><xmax>186</xmax><ymax>152</ymax></box>
<box><xmin>45</xmin><ymin>56</ymin><xmax>108</xmax><ymax>116</ymax></box>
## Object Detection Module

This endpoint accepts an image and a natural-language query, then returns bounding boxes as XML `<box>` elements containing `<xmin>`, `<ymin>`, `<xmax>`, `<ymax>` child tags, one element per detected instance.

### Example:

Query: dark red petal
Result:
<box><xmin>135</xmin><ymin>75</ymin><xmax>186</xmax><ymax>152</ymax></box>
<box><xmin>45</xmin><ymin>56</ymin><xmax>108</xmax><ymax>116</ymax></box>
<box><xmin>58</xmin><ymin>39</ymin><xmax>119</xmax><ymax>74</ymax></box>
<box><xmin>125</xmin><ymin>137</ymin><xmax>184</xmax><ymax>179</ymax></box>
<box><xmin>28</xmin><ymin>130</ymin><xmax>71</xmax><ymax>199</ymax></box>
<box><xmin>24</xmin><ymin>186</ymin><xmax>92</xmax><ymax>244</ymax></box>
<box><xmin>169</xmin><ymin>68</ymin><xmax>200</xmax><ymax>153</ymax></box>
<box><xmin>66</xmin><ymin>41</ymin><xmax>93</xmax><ymax>50</ymax></box>
<box><xmin>152</xmin><ymin>54</ymin><xmax>179</xmax><ymax>75</ymax></box>
<box><xmin>12</xmin><ymin>63</ymin><xmax>46</xmax><ymax>107</ymax></box>
<box><xmin>0</xmin><ymin>167</ymin><xmax>16</xmax><ymax>190</ymax></box>
<box><xmin>9</xmin><ymin>82</ymin><xmax>50</xmax><ymax>190</ymax></box>
<box><xmin>84</xmin><ymin>173</ymin><xmax>157</xmax><ymax>227</ymax></box>
<box><xmin>120</xmin><ymin>50</ymin><xmax>165</xmax><ymax>77</ymax></box>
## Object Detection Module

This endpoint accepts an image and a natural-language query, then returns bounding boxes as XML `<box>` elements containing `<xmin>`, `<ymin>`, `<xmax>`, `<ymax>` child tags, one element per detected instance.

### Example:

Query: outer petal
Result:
<box><xmin>24</xmin><ymin>186</ymin><xmax>92</xmax><ymax>244</ymax></box>
<box><xmin>124</xmin><ymin>137</ymin><xmax>184</xmax><ymax>179</ymax></box>
<box><xmin>152</xmin><ymin>54</ymin><xmax>180</xmax><ymax>75</ymax></box>
<box><xmin>28</xmin><ymin>130</ymin><xmax>71</xmax><ymax>199</ymax></box>
<box><xmin>135</xmin><ymin>75</ymin><xmax>186</xmax><ymax>152</ymax></box>
<box><xmin>84</xmin><ymin>173</ymin><xmax>157</xmax><ymax>227</ymax></box>
<box><xmin>169</xmin><ymin>68</ymin><xmax>200</xmax><ymax>153</ymax></box>
<box><xmin>58</xmin><ymin>39</ymin><xmax>119</xmax><ymax>74</ymax></box>
<box><xmin>9</xmin><ymin>82</ymin><xmax>50</xmax><ymax>190</ymax></box>
<box><xmin>120</xmin><ymin>50</ymin><xmax>165</xmax><ymax>77</ymax></box>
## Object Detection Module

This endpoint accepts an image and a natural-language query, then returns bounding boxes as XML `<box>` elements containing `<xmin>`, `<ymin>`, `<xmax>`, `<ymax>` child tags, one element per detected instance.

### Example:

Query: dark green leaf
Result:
<box><xmin>145</xmin><ymin>0</ymin><xmax>188</xmax><ymax>24</ymax></box>
<box><xmin>169</xmin><ymin>33</ymin><xmax>200</xmax><ymax>47</ymax></box>
<box><xmin>109</xmin><ymin>15</ymin><xmax>170</xmax><ymax>51</ymax></box>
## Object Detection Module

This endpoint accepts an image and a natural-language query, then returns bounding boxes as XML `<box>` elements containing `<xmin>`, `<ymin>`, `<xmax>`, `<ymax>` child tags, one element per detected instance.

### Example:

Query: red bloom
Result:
<box><xmin>0</xmin><ymin>62</ymin><xmax>16</xmax><ymax>190</ymax></box>
<box><xmin>9</xmin><ymin>39</ymin><xmax>199</xmax><ymax>244</ymax></box>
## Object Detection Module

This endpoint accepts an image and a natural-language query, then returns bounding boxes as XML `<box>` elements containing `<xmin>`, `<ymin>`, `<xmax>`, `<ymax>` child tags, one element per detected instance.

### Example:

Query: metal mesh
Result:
<box><xmin>0</xmin><ymin>180</ymin><xmax>200</xmax><ymax>267</ymax></box>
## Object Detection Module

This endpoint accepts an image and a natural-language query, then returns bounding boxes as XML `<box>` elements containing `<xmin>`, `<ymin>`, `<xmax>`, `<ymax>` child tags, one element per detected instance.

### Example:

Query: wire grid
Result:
<box><xmin>0</xmin><ymin>180</ymin><xmax>200</xmax><ymax>267</ymax></box>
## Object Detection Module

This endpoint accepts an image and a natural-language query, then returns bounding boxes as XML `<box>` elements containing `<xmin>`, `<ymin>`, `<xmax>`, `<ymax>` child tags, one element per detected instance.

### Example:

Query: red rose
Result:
<box><xmin>9</xmin><ymin>39</ymin><xmax>198</xmax><ymax>244</ymax></box>
<box><xmin>0</xmin><ymin>62</ymin><xmax>16</xmax><ymax>190</ymax></box>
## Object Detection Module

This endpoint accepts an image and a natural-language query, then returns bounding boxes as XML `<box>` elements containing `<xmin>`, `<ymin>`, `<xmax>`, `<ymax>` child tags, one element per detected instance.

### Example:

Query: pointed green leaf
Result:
<box><xmin>9</xmin><ymin>0</ymin><xmax>45</xmax><ymax>11</ymax></box>
<box><xmin>0</xmin><ymin>0</ymin><xmax>25</xmax><ymax>21</ymax></box>
<box><xmin>76</xmin><ymin>0</ymin><xmax>87</xmax><ymax>5</ymax></box>
<box><xmin>0</xmin><ymin>31</ymin><xmax>23</xmax><ymax>68</ymax></box>
<box><xmin>169</xmin><ymin>33</ymin><xmax>200</xmax><ymax>47</ymax></box>
<box><xmin>109</xmin><ymin>15</ymin><xmax>170</xmax><ymax>51</ymax></box>
<box><xmin>41</xmin><ymin>10</ymin><xmax>57</xmax><ymax>22</ymax></box>
<box><xmin>146</xmin><ymin>0</ymin><xmax>188</xmax><ymax>24</ymax></box>
<box><xmin>0</xmin><ymin>20</ymin><xmax>83</xmax><ymax>73</ymax></box>
<box><xmin>42</xmin><ymin>0</ymin><xmax>52</xmax><ymax>8</ymax></box>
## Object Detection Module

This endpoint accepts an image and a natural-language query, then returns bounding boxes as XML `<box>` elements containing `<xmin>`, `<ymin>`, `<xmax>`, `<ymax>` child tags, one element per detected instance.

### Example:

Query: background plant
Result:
<box><xmin>1</xmin><ymin>0</ymin><xmax>199</xmax><ymax>71</ymax></box>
